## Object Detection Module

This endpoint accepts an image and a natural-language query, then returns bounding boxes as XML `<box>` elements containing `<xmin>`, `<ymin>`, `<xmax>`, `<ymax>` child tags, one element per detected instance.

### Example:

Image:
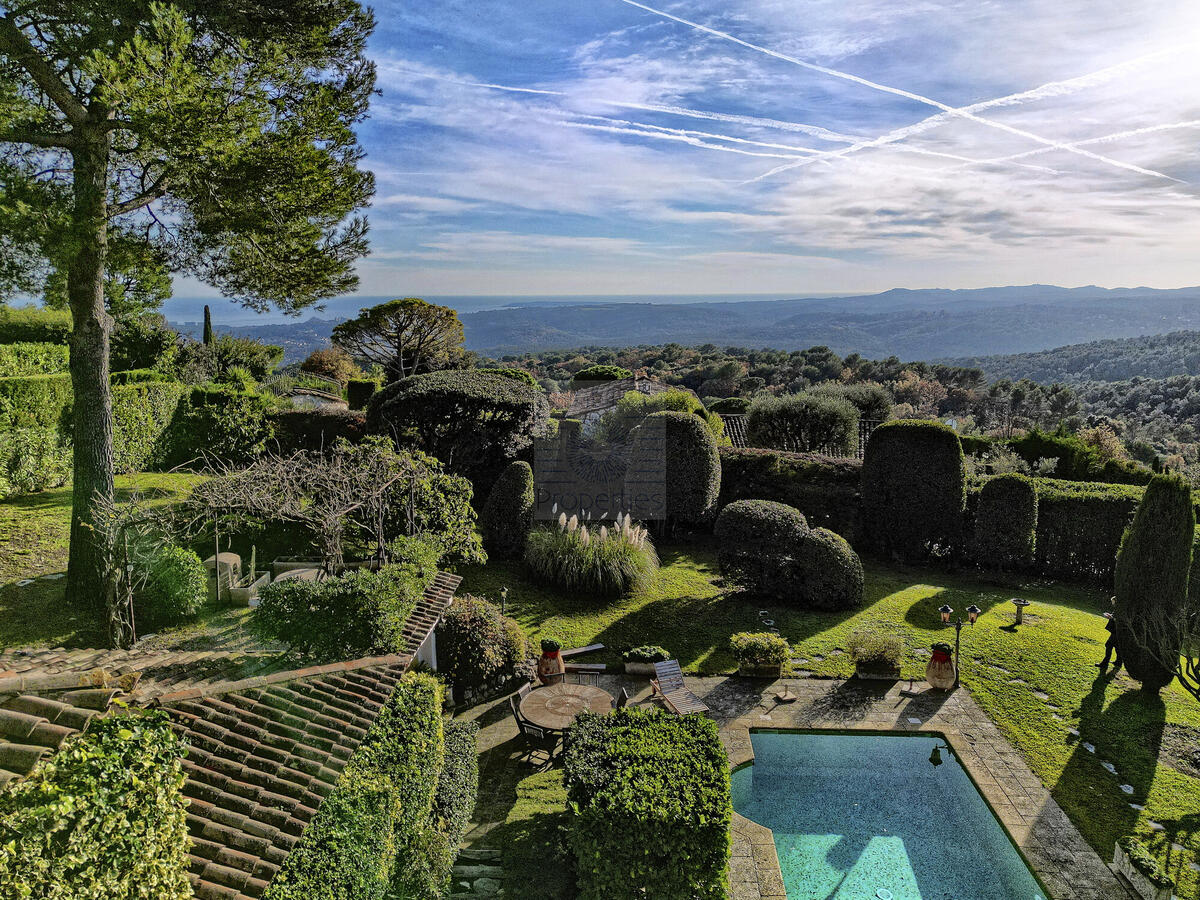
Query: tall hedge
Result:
<box><xmin>862</xmin><ymin>420</ymin><xmax>966</xmax><ymax>560</ymax></box>
<box><xmin>1114</xmin><ymin>475</ymin><xmax>1195</xmax><ymax>692</ymax></box>
<box><xmin>0</xmin><ymin>304</ymin><xmax>71</xmax><ymax>344</ymax></box>
<box><xmin>434</xmin><ymin>720</ymin><xmax>480</xmax><ymax>848</ymax></box>
<box><xmin>480</xmin><ymin>460</ymin><xmax>536</xmax><ymax>558</ymax></box>
<box><xmin>112</xmin><ymin>381</ymin><xmax>188</xmax><ymax>473</ymax></box>
<box><xmin>1031</xmin><ymin>479</ymin><xmax>1140</xmax><ymax>583</ymax></box>
<box><xmin>797</xmin><ymin>527</ymin><xmax>864</xmax><ymax>611</ymax></box>
<box><xmin>264</xmin><ymin>672</ymin><xmax>449</xmax><ymax>900</ymax></box>
<box><xmin>268</xmin><ymin>407</ymin><xmax>366</xmax><ymax>454</ymax></box>
<box><xmin>165</xmin><ymin>384</ymin><xmax>278</xmax><ymax>466</ymax></box>
<box><xmin>714</xmin><ymin>499</ymin><xmax>808</xmax><ymax>600</ymax></box>
<box><xmin>564</xmin><ymin>708</ymin><xmax>731</xmax><ymax>900</ymax></box>
<box><xmin>635</xmin><ymin>410</ymin><xmax>720</xmax><ymax>525</ymax></box>
<box><xmin>972</xmin><ymin>474</ymin><xmax>1038</xmax><ymax>569</ymax></box>
<box><xmin>0</xmin><ymin>342</ymin><xmax>69</xmax><ymax>377</ymax></box>
<box><xmin>570</xmin><ymin>364</ymin><xmax>632</xmax><ymax>386</ymax></box>
<box><xmin>0</xmin><ymin>373</ymin><xmax>72</xmax><ymax>429</ymax></box>
<box><xmin>0</xmin><ymin>711</ymin><xmax>191</xmax><ymax>900</ymax></box>
<box><xmin>746</xmin><ymin>391</ymin><xmax>859</xmax><ymax>456</ymax></box>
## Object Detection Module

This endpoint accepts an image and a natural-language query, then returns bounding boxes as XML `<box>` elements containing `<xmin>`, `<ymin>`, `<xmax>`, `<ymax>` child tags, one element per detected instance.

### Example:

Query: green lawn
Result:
<box><xmin>460</xmin><ymin>542</ymin><xmax>1200</xmax><ymax>897</ymax></box>
<box><xmin>0</xmin><ymin>472</ymin><xmax>203</xmax><ymax>649</ymax></box>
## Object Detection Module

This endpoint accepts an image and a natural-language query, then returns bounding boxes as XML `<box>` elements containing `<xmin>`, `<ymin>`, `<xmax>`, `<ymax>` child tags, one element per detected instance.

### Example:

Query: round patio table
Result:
<box><xmin>520</xmin><ymin>683</ymin><xmax>613</xmax><ymax>731</ymax></box>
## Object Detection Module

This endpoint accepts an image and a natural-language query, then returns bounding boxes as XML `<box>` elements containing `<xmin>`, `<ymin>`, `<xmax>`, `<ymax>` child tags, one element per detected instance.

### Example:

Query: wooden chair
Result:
<box><xmin>565</xmin><ymin>671</ymin><xmax>597</xmax><ymax>686</ymax></box>
<box><xmin>510</xmin><ymin>695</ymin><xmax>559</xmax><ymax>762</ymax></box>
<box><xmin>651</xmin><ymin>660</ymin><xmax>710</xmax><ymax>716</ymax></box>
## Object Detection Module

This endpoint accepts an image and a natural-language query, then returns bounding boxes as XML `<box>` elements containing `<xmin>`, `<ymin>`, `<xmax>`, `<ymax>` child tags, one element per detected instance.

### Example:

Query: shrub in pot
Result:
<box><xmin>622</xmin><ymin>645</ymin><xmax>671</xmax><ymax>676</ymax></box>
<box><xmin>538</xmin><ymin>637</ymin><xmax>565</xmax><ymax>685</ymax></box>
<box><xmin>846</xmin><ymin>630</ymin><xmax>904</xmax><ymax>679</ymax></box>
<box><xmin>730</xmin><ymin>631</ymin><xmax>790</xmax><ymax>677</ymax></box>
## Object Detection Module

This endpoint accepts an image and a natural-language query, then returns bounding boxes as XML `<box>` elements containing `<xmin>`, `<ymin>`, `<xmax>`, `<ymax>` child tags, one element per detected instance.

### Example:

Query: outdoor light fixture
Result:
<box><xmin>939</xmin><ymin>604</ymin><xmax>978</xmax><ymax>687</ymax></box>
<box><xmin>967</xmin><ymin>604</ymin><xmax>982</xmax><ymax>625</ymax></box>
<box><xmin>928</xmin><ymin>741</ymin><xmax>952</xmax><ymax>768</ymax></box>
<box><xmin>938</xmin><ymin>603</ymin><xmax>953</xmax><ymax>624</ymax></box>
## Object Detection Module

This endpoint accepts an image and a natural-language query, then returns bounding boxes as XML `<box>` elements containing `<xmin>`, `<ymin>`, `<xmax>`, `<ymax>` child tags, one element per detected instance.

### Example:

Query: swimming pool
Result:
<box><xmin>731</xmin><ymin>731</ymin><xmax>1047</xmax><ymax>900</ymax></box>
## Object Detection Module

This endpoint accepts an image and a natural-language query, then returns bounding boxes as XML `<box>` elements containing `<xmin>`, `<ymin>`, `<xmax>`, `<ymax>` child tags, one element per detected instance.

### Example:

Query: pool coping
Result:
<box><xmin>707</xmin><ymin>677</ymin><xmax>1132</xmax><ymax>900</ymax></box>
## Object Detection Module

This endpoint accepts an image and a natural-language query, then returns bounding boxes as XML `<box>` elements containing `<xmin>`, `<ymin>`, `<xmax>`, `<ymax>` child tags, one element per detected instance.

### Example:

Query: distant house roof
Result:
<box><xmin>566</xmin><ymin>375</ymin><xmax>694</xmax><ymax>419</ymax></box>
<box><xmin>0</xmin><ymin>571</ymin><xmax>462</xmax><ymax>900</ymax></box>
<box><xmin>720</xmin><ymin>413</ymin><xmax>748</xmax><ymax>448</ymax></box>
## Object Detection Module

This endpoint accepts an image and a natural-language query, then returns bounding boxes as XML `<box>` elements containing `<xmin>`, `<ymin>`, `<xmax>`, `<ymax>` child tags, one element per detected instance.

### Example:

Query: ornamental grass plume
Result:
<box><xmin>526</xmin><ymin>511</ymin><xmax>659</xmax><ymax>598</ymax></box>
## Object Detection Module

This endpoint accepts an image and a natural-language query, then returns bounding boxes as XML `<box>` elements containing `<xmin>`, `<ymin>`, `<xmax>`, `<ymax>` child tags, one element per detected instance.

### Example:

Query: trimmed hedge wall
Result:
<box><xmin>112</xmin><ymin>381</ymin><xmax>188</xmax><ymax>473</ymax></box>
<box><xmin>0</xmin><ymin>342</ymin><xmax>69</xmax><ymax>377</ymax></box>
<box><xmin>0</xmin><ymin>305</ymin><xmax>71</xmax><ymax>344</ymax></box>
<box><xmin>862</xmin><ymin>420</ymin><xmax>965</xmax><ymax>560</ymax></box>
<box><xmin>347</xmin><ymin>378</ymin><xmax>380</xmax><ymax>411</ymax></box>
<box><xmin>264</xmin><ymin>672</ymin><xmax>451</xmax><ymax>900</ymax></box>
<box><xmin>714</xmin><ymin>499</ymin><xmax>809</xmax><ymax>600</ymax></box>
<box><xmin>480</xmin><ymin>460</ymin><xmax>535</xmax><ymax>559</ymax></box>
<box><xmin>564</xmin><ymin>708</ymin><xmax>731</xmax><ymax>900</ymax></box>
<box><xmin>972</xmin><ymin>474</ymin><xmax>1038</xmax><ymax>570</ymax></box>
<box><xmin>268</xmin><ymin>407</ymin><xmax>366</xmax><ymax>454</ymax></box>
<box><xmin>0</xmin><ymin>373</ymin><xmax>72</xmax><ymax>430</ymax></box>
<box><xmin>435</xmin><ymin>720</ymin><xmax>480</xmax><ymax>848</ymax></box>
<box><xmin>645</xmin><ymin>410</ymin><xmax>721</xmax><ymax>524</ymax></box>
<box><xmin>0</xmin><ymin>710</ymin><xmax>191</xmax><ymax>900</ymax></box>
<box><xmin>1031</xmin><ymin>478</ymin><xmax>1140</xmax><ymax>583</ymax></box>
<box><xmin>718</xmin><ymin>447</ymin><xmax>861</xmax><ymax>539</ymax></box>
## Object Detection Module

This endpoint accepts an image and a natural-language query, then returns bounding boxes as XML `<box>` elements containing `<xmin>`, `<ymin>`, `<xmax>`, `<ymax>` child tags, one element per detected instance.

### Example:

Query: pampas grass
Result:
<box><xmin>525</xmin><ymin>512</ymin><xmax>659</xmax><ymax>598</ymax></box>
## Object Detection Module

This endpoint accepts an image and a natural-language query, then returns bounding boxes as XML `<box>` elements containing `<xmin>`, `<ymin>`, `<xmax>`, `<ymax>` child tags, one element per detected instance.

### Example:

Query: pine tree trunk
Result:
<box><xmin>64</xmin><ymin>124</ymin><xmax>114</xmax><ymax>614</ymax></box>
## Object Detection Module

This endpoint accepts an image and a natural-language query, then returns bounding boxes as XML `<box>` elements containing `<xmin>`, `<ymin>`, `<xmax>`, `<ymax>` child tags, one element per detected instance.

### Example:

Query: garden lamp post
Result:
<box><xmin>938</xmin><ymin>604</ymin><xmax>982</xmax><ymax>686</ymax></box>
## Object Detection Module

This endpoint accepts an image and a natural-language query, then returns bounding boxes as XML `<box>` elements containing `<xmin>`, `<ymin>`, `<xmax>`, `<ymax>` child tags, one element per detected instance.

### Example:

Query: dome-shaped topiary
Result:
<box><xmin>480</xmin><ymin>460</ymin><xmax>536</xmax><ymax>558</ymax></box>
<box><xmin>861</xmin><ymin>419</ymin><xmax>965</xmax><ymax>560</ymax></box>
<box><xmin>626</xmin><ymin>410</ymin><xmax>720</xmax><ymax>525</ymax></box>
<box><xmin>972</xmin><ymin>473</ymin><xmax>1037</xmax><ymax>570</ymax></box>
<box><xmin>714</xmin><ymin>499</ymin><xmax>808</xmax><ymax>600</ymax></box>
<box><xmin>797</xmin><ymin>527</ymin><xmax>864</xmax><ymax>611</ymax></box>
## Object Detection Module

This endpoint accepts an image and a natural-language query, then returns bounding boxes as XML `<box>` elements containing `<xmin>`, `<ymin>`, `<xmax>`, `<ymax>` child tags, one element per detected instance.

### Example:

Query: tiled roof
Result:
<box><xmin>566</xmin><ymin>375</ymin><xmax>692</xmax><ymax>418</ymax></box>
<box><xmin>0</xmin><ymin>571</ymin><xmax>463</xmax><ymax>898</ymax></box>
<box><xmin>720</xmin><ymin>413</ymin><xmax>748</xmax><ymax>448</ymax></box>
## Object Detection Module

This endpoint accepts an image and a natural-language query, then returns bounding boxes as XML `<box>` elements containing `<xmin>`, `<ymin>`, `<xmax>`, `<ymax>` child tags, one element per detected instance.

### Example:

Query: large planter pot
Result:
<box><xmin>1112</xmin><ymin>844</ymin><xmax>1173</xmax><ymax>900</ymax></box>
<box><xmin>854</xmin><ymin>661</ymin><xmax>901</xmax><ymax>681</ymax></box>
<box><xmin>738</xmin><ymin>662</ymin><xmax>784</xmax><ymax>678</ymax></box>
<box><xmin>926</xmin><ymin>644</ymin><xmax>956</xmax><ymax>690</ymax></box>
<box><xmin>227</xmin><ymin>571</ymin><xmax>270</xmax><ymax>607</ymax></box>
<box><xmin>624</xmin><ymin>662</ymin><xmax>659</xmax><ymax>677</ymax></box>
<box><xmin>537</xmin><ymin>649</ymin><xmax>565</xmax><ymax>685</ymax></box>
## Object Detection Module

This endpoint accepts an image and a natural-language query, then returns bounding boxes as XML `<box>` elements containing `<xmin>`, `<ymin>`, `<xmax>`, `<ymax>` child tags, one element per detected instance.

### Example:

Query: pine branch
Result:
<box><xmin>0</xmin><ymin>14</ymin><xmax>88</xmax><ymax>125</ymax></box>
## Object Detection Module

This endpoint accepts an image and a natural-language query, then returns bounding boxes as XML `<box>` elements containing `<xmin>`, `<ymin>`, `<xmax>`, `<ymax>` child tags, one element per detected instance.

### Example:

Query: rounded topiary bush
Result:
<box><xmin>796</xmin><ymin>527</ymin><xmax>864</xmax><ymax>611</ymax></box>
<box><xmin>627</xmin><ymin>411</ymin><xmax>720</xmax><ymax>525</ymax></box>
<box><xmin>570</xmin><ymin>364</ymin><xmax>632</xmax><ymax>386</ymax></box>
<box><xmin>136</xmin><ymin>544</ymin><xmax>207</xmax><ymax>626</ymax></box>
<box><xmin>480</xmin><ymin>460</ymin><xmax>536</xmax><ymax>559</ymax></box>
<box><xmin>438</xmin><ymin>596</ymin><xmax>530</xmax><ymax>699</ymax></box>
<box><xmin>972</xmin><ymin>473</ymin><xmax>1037</xmax><ymax>569</ymax></box>
<box><xmin>714</xmin><ymin>499</ymin><xmax>808</xmax><ymax>600</ymax></box>
<box><xmin>1114</xmin><ymin>474</ymin><xmax>1195</xmax><ymax>693</ymax></box>
<box><xmin>861</xmin><ymin>419</ymin><xmax>965</xmax><ymax>561</ymax></box>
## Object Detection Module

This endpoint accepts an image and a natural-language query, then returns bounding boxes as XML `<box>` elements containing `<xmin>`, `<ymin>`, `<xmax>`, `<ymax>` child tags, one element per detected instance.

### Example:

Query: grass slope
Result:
<box><xmin>461</xmin><ymin>543</ymin><xmax>1200</xmax><ymax>897</ymax></box>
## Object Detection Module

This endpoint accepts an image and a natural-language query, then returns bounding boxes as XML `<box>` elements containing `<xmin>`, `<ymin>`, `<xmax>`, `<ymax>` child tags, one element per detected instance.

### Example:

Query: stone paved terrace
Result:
<box><xmin>457</xmin><ymin>674</ymin><xmax>1131</xmax><ymax>900</ymax></box>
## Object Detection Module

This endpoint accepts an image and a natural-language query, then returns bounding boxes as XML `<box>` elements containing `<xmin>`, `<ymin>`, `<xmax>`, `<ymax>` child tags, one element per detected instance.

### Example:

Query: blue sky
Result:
<box><xmin>184</xmin><ymin>1</ymin><xmax>1200</xmax><ymax>297</ymax></box>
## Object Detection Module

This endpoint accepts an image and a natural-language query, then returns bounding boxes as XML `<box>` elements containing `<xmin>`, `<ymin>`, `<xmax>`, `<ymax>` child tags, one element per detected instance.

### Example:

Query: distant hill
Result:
<box><xmin>946</xmin><ymin>330</ymin><xmax>1200</xmax><ymax>384</ymax></box>
<box><xmin>458</xmin><ymin>285</ymin><xmax>1200</xmax><ymax>359</ymax></box>
<box><xmin>175</xmin><ymin>317</ymin><xmax>344</xmax><ymax>364</ymax></box>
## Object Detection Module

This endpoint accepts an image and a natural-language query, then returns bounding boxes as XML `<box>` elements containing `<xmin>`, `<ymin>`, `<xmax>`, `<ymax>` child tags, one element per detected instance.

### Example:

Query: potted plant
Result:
<box><xmin>847</xmin><ymin>630</ymin><xmax>904</xmax><ymax>680</ymax></box>
<box><xmin>1112</xmin><ymin>837</ymin><xmax>1175</xmax><ymax>900</ymax></box>
<box><xmin>730</xmin><ymin>632</ymin><xmax>790</xmax><ymax>678</ymax></box>
<box><xmin>623</xmin><ymin>645</ymin><xmax>671</xmax><ymax>676</ymax></box>
<box><xmin>537</xmin><ymin>638</ymin><xmax>565</xmax><ymax>685</ymax></box>
<box><xmin>926</xmin><ymin>641</ymin><xmax>956</xmax><ymax>690</ymax></box>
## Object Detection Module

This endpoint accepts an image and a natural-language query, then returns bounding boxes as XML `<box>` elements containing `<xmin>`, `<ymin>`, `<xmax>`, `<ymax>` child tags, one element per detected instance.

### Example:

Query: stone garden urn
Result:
<box><xmin>925</xmin><ymin>642</ymin><xmax>956</xmax><ymax>690</ymax></box>
<box><xmin>537</xmin><ymin>639</ymin><xmax>565</xmax><ymax>685</ymax></box>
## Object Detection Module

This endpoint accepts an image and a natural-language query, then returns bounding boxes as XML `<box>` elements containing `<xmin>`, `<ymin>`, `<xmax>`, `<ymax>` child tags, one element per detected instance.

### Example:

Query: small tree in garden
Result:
<box><xmin>600</xmin><ymin>389</ymin><xmax>724</xmax><ymax>444</ymax></box>
<box><xmin>747</xmin><ymin>392</ymin><xmax>859</xmax><ymax>455</ymax></box>
<box><xmin>301</xmin><ymin>347</ymin><xmax>360</xmax><ymax>384</ymax></box>
<box><xmin>332</xmin><ymin>298</ymin><xmax>464</xmax><ymax>382</ymax></box>
<box><xmin>438</xmin><ymin>596</ymin><xmax>528</xmax><ymax>701</ymax></box>
<box><xmin>812</xmin><ymin>381</ymin><xmax>893</xmax><ymax>421</ymax></box>
<box><xmin>1114</xmin><ymin>474</ymin><xmax>1195</xmax><ymax>693</ymax></box>
<box><xmin>367</xmin><ymin>369</ymin><xmax>549</xmax><ymax>487</ymax></box>
<box><xmin>480</xmin><ymin>461</ymin><xmax>535</xmax><ymax>559</ymax></box>
<box><xmin>972</xmin><ymin>474</ymin><xmax>1038</xmax><ymax>569</ymax></box>
<box><xmin>861</xmin><ymin>420</ymin><xmax>966</xmax><ymax>561</ymax></box>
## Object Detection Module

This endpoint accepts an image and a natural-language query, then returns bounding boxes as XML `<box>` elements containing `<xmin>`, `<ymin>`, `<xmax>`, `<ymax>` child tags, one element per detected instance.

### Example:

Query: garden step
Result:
<box><xmin>451</xmin><ymin>864</ymin><xmax>504</xmax><ymax>879</ymax></box>
<box><xmin>456</xmin><ymin>849</ymin><xmax>501</xmax><ymax>861</ymax></box>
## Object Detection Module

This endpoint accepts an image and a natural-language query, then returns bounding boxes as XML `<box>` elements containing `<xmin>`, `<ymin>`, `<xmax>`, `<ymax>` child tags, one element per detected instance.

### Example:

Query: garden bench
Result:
<box><xmin>651</xmin><ymin>660</ymin><xmax>709</xmax><ymax>716</ymax></box>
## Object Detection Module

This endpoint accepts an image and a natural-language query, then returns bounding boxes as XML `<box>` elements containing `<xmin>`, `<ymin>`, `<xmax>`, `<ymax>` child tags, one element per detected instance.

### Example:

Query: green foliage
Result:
<box><xmin>434</xmin><ymin>720</ymin><xmax>480</xmax><ymax>848</ymax></box>
<box><xmin>268</xmin><ymin>407</ymin><xmax>366</xmax><ymax>454</ymax></box>
<box><xmin>1010</xmin><ymin>429</ymin><xmax>1152</xmax><ymax>486</ymax></box>
<box><xmin>747</xmin><ymin>391</ymin><xmax>860</xmax><ymax>455</ymax></box>
<box><xmin>571</xmin><ymin>364</ymin><xmax>632</xmax><ymax>385</ymax></box>
<box><xmin>347</xmin><ymin>378</ymin><xmax>380</xmax><ymax>410</ymax></box>
<box><xmin>706</xmin><ymin>396</ymin><xmax>749</xmax><ymax>414</ymax></box>
<box><xmin>0</xmin><ymin>305</ymin><xmax>70</xmax><ymax>344</ymax></box>
<box><xmin>437</xmin><ymin>595</ymin><xmax>529</xmax><ymax>694</ymax></box>
<box><xmin>167</xmin><ymin>384</ymin><xmax>278</xmax><ymax>465</ymax></box>
<box><xmin>135</xmin><ymin>543</ymin><xmax>207</xmax><ymax>627</ymax></box>
<box><xmin>796</xmin><ymin>527</ymin><xmax>864</xmax><ymax>611</ymax></box>
<box><xmin>846</xmin><ymin>630</ymin><xmax>904</xmax><ymax>668</ymax></box>
<box><xmin>564</xmin><ymin>707</ymin><xmax>731</xmax><ymax>900</ymax></box>
<box><xmin>265</xmin><ymin>673</ymin><xmax>447</xmax><ymax>900</ymax></box>
<box><xmin>392</xmin><ymin>450</ymin><xmax>487</xmax><ymax>566</ymax></box>
<box><xmin>525</xmin><ymin>516</ymin><xmax>660</xmax><ymax>598</ymax></box>
<box><xmin>112</xmin><ymin>313</ymin><xmax>178</xmax><ymax>372</ymax></box>
<box><xmin>811</xmin><ymin>381</ymin><xmax>893</xmax><ymax>421</ymax></box>
<box><xmin>253</xmin><ymin>561</ymin><xmax>435</xmax><ymax>661</ymax></box>
<box><xmin>1114</xmin><ymin>475</ymin><xmax>1195</xmax><ymax>692</ymax></box>
<box><xmin>0</xmin><ymin>374</ymin><xmax>72</xmax><ymax>429</ymax></box>
<box><xmin>1118</xmin><ymin>837</ymin><xmax>1176</xmax><ymax>890</ymax></box>
<box><xmin>599</xmin><ymin>388</ymin><xmax>724</xmax><ymax>444</ymax></box>
<box><xmin>714</xmin><ymin>500</ymin><xmax>809</xmax><ymax>600</ymax></box>
<box><xmin>634</xmin><ymin>410</ymin><xmax>721</xmax><ymax>524</ymax></box>
<box><xmin>862</xmin><ymin>420</ymin><xmax>966</xmax><ymax>560</ymax></box>
<box><xmin>972</xmin><ymin>474</ymin><xmax>1038</xmax><ymax>569</ymax></box>
<box><xmin>478</xmin><ymin>366</ymin><xmax>540</xmax><ymax>388</ymax></box>
<box><xmin>333</xmin><ymin>298</ymin><xmax>465</xmax><ymax>383</ymax></box>
<box><xmin>301</xmin><ymin>347</ymin><xmax>360</xmax><ymax>383</ymax></box>
<box><xmin>480</xmin><ymin>460</ymin><xmax>536</xmax><ymax>559</ymax></box>
<box><xmin>622</xmin><ymin>645</ymin><xmax>671</xmax><ymax>663</ymax></box>
<box><xmin>729</xmin><ymin>631</ymin><xmax>790</xmax><ymax>666</ymax></box>
<box><xmin>0</xmin><ymin>342</ymin><xmax>68</xmax><ymax>377</ymax></box>
<box><xmin>0</xmin><ymin>428</ymin><xmax>71</xmax><ymax>497</ymax></box>
<box><xmin>112</xmin><ymin>381</ymin><xmax>188</xmax><ymax>473</ymax></box>
<box><xmin>1032</xmin><ymin>478</ymin><xmax>1141</xmax><ymax>582</ymax></box>
<box><xmin>368</xmin><ymin>369</ymin><xmax>550</xmax><ymax>487</ymax></box>
<box><xmin>0</xmin><ymin>710</ymin><xmax>191</xmax><ymax>900</ymax></box>
<box><xmin>717</xmin><ymin>447</ymin><xmax>861</xmax><ymax>539</ymax></box>
<box><xmin>175</xmin><ymin>335</ymin><xmax>285</xmax><ymax>384</ymax></box>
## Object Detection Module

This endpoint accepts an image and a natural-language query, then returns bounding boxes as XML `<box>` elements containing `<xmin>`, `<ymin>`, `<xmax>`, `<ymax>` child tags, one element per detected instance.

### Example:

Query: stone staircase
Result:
<box><xmin>449</xmin><ymin>849</ymin><xmax>504</xmax><ymax>898</ymax></box>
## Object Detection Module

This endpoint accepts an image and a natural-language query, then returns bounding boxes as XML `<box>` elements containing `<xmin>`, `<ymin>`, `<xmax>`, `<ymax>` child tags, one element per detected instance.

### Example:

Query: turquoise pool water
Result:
<box><xmin>731</xmin><ymin>731</ymin><xmax>1047</xmax><ymax>900</ymax></box>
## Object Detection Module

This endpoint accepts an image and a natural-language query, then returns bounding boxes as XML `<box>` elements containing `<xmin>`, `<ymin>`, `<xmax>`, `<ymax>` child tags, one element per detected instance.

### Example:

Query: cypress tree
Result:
<box><xmin>1114</xmin><ymin>474</ymin><xmax>1195</xmax><ymax>692</ymax></box>
<box><xmin>202</xmin><ymin>305</ymin><xmax>214</xmax><ymax>346</ymax></box>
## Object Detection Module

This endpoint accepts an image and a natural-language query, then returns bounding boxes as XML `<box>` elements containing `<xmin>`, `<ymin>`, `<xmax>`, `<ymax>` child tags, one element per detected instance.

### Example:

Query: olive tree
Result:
<box><xmin>0</xmin><ymin>1</ymin><xmax>376</xmax><ymax>613</ymax></box>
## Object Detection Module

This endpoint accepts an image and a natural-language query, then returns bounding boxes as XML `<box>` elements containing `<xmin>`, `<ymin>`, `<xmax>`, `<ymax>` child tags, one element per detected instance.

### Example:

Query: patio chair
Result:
<box><xmin>651</xmin><ymin>660</ymin><xmax>709</xmax><ymax>716</ymax></box>
<box><xmin>565</xmin><ymin>671</ymin><xmax>597</xmax><ymax>685</ymax></box>
<box><xmin>510</xmin><ymin>696</ymin><xmax>559</xmax><ymax>762</ymax></box>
